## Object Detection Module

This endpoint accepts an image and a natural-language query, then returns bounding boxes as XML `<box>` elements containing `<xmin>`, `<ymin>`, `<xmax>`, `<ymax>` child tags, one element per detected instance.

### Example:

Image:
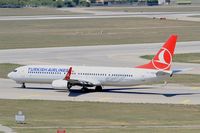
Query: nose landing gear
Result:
<box><xmin>21</xmin><ymin>83</ymin><xmax>26</xmax><ymax>88</ymax></box>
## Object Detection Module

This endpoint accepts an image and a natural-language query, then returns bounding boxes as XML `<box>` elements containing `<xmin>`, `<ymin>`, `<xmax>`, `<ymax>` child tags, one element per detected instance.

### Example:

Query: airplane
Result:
<box><xmin>8</xmin><ymin>35</ymin><xmax>179</xmax><ymax>92</ymax></box>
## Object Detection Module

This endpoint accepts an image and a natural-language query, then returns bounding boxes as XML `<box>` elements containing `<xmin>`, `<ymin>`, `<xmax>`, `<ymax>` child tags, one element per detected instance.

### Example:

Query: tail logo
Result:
<box><xmin>152</xmin><ymin>48</ymin><xmax>172</xmax><ymax>70</ymax></box>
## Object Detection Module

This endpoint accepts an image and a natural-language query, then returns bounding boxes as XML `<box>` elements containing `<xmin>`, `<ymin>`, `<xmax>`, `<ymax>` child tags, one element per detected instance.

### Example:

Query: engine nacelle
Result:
<box><xmin>52</xmin><ymin>79</ymin><xmax>68</xmax><ymax>89</ymax></box>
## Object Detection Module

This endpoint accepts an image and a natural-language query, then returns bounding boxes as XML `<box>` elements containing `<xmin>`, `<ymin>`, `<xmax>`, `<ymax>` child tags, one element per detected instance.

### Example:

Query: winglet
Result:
<box><xmin>136</xmin><ymin>35</ymin><xmax>178</xmax><ymax>71</ymax></box>
<box><xmin>64</xmin><ymin>67</ymin><xmax>72</xmax><ymax>80</ymax></box>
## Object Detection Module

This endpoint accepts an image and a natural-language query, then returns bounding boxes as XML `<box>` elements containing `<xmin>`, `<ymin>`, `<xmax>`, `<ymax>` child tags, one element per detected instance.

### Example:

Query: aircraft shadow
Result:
<box><xmin>103</xmin><ymin>88</ymin><xmax>198</xmax><ymax>97</ymax></box>
<box><xmin>15</xmin><ymin>87</ymin><xmax>64</xmax><ymax>91</ymax></box>
<box><xmin>15</xmin><ymin>86</ymin><xmax>200</xmax><ymax>98</ymax></box>
<box><xmin>67</xmin><ymin>87</ymin><xmax>152</xmax><ymax>97</ymax></box>
<box><xmin>68</xmin><ymin>87</ymin><xmax>199</xmax><ymax>97</ymax></box>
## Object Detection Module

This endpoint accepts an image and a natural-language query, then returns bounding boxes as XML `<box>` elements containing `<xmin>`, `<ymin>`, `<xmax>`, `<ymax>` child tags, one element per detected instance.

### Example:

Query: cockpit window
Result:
<box><xmin>13</xmin><ymin>70</ymin><xmax>17</xmax><ymax>72</ymax></box>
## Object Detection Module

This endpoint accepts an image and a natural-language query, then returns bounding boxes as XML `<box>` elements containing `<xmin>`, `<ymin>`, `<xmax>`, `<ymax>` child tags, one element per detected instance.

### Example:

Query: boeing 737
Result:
<box><xmin>8</xmin><ymin>35</ymin><xmax>179</xmax><ymax>92</ymax></box>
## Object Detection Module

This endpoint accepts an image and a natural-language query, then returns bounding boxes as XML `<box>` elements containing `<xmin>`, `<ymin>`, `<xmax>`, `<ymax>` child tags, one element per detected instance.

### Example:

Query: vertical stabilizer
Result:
<box><xmin>136</xmin><ymin>35</ymin><xmax>177</xmax><ymax>70</ymax></box>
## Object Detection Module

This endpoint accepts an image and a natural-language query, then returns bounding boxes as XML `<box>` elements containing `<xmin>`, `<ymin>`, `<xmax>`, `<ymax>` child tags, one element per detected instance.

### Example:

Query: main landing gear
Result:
<box><xmin>81</xmin><ymin>86</ymin><xmax>89</xmax><ymax>92</ymax></box>
<box><xmin>67</xmin><ymin>82</ymin><xmax>72</xmax><ymax>92</ymax></box>
<box><xmin>95</xmin><ymin>86</ymin><xmax>103</xmax><ymax>92</ymax></box>
<box><xmin>66</xmin><ymin>84</ymin><xmax>103</xmax><ymax>93</ymax></box>
<box><xmin>21</xmin><ymin>83</ymin><xmax>26</xmax><ymax>88</ymax></box>
<box><xmin>81</xmin><ymin>86</ymin><xmax>102</xmax><ymax>92</ymax></box>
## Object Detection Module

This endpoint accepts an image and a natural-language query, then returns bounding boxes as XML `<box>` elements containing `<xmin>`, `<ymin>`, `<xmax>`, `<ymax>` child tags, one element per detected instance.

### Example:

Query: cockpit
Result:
<box><xmin>7</xmin><ymin>66</ymin><xmax>27</xmax><ymax>85</ymax></box>
<box><xmin>13</xmin><ymin>70</ymin><xmax>17</xmax><ymax>72</ymax></box>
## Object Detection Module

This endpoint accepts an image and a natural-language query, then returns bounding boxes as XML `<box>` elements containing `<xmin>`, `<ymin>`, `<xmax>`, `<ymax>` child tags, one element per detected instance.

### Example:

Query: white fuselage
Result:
<box><xmin>8</xmin><ymin>65</ymin><xmax>170</xmax><ymax>87</ymax></box>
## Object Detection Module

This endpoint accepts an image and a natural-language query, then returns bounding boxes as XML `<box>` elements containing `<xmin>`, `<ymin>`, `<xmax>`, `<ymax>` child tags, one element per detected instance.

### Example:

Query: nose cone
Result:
<box><xmin>7</xmin><ymin>72</ymin><xmax>13</xmax><ymax>79</ymax></box>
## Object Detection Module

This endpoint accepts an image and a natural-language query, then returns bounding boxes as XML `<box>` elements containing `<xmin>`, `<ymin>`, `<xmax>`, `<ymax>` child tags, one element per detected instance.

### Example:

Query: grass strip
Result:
<box><xmin>0</xmin><ymin>99</ymin><xmax>200</xmax><ymax>133</ymax></box>
<box><xmin>91</xmin><ymin>6</ymin><xmax>200</xmax><ymax>12</ymax></box>
<box><xmin>0</xmin><ymin>8</ymin><xmax>83</xmax><ymax>16</ymax></box>
<box><xmin>0</xmin><ymin>63</ymin><xmax>21</xmax><ymax>79</ymax></box>
<box><xmin>0</xmin><ymin>17</ymin><xmax>200</xmax><ymax>49</ymax></box>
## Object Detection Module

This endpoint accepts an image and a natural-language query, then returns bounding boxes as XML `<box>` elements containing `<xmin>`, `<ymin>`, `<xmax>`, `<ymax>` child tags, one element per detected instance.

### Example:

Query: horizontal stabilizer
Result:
<box><xmin>172</xmin><ymin>68</ymin><xmax>193</xmax><ymax>74</ymax></box>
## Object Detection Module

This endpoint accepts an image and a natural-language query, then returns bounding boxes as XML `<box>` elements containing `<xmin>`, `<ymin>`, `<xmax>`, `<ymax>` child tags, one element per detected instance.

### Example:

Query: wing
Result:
<box><xmin>68</xmin><ymin>78</ymin><xmax>101</xmax><ymax>87</ymax></box>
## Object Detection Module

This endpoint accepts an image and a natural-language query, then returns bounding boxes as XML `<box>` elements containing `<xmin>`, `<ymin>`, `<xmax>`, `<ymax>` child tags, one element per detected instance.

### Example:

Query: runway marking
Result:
<box><xmin>181</xmin><ymin>99</ymin><xmax>191</xmax><ymax>104</ymax></box>
<box><xmin>191</xmin><ymin>87</ymin><xmax>200</xmax><ymax>90</ymax></box>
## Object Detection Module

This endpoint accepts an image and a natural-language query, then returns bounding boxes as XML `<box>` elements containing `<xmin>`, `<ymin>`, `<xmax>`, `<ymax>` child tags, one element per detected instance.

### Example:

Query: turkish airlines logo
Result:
<box><xmin>152</xmin><ymin>48</ymin><xmax>172</xmax><ymax>70</ymax></box>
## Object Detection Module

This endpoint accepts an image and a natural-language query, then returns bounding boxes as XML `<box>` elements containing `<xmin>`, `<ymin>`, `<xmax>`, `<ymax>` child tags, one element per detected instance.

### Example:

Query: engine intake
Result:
<box><xmin>52</xmin><ymin>79</ymin><xmax>68</xmax><ymax>89</ymax></box>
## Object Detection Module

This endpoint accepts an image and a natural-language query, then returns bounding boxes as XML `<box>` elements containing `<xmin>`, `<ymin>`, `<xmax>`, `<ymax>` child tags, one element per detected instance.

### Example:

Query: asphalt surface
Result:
<box><xmin>0</xmin><ymin>12</ymin><xmax>199</xmax><ymax>21</ymax></box>
<box><xmin>1</xmin><ymin>78</ymin><xmax>200</xmax><ymax>104</ymax></box>
<box><xmin>0</xmin><ymin>124</ymin><xmax>15</xmax><ymax>133</ymax></box>
<box><xmin>0</xmin><ymin>8</ymin><xmax>199</xmax><ymax>22</ymax></box>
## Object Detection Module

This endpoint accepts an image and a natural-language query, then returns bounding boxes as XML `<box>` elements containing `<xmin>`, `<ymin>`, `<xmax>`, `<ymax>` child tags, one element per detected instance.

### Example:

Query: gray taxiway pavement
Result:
<box><xmin>0</xmin><ymin>124</ymin><xmax>15</xmax><ymax>133</ymax></box>
<box><xmin>0</xmin><ymin>8</ymin><xmax>199</xmax><ymax>22</ymax></box>
<box><xmin>1</xmin><ymin>78</ymin><xmax>200</xmax><ymax>105</ymax></box>
<box><xmin>0</xmin><ymin>12</ymin><xmax>199</xmax><ymax>22</ymax></box>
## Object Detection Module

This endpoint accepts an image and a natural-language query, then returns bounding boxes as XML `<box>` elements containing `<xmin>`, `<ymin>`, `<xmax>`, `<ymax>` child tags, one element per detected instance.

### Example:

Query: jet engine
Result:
<box><xmin>52</xmin><ymin>79</ymin><xmax>68</xmax><ymax>89</ymax></box>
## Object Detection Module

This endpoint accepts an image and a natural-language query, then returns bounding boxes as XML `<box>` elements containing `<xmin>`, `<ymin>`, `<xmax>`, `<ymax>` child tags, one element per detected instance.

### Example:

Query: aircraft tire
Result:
<box><xmin>67</xmin><ymin>82</ymin><xmax>72</xmax><ymax>90</ymax></box>
<box><xmin>95</xmin><ymin>86</ymin><xmax>103</xmax><ymax>92</ymax></box>
<box><xmin>22</xmin><ymin>83</ymin><xmax>26</xmax><ymax>88</ymax></box>
<box><xmin>81</xmin><ymin>86</ymin><xmax>88</xmax><ymax>92</ymax></box>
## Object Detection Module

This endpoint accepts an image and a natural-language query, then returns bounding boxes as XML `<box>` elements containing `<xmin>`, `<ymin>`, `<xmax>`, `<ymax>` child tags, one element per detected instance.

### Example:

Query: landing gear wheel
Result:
<box><xmin>95</xmin><ymin>86</ymin><xmax>103</xmax><ymax>92</ymax></box>
<box><xmin>81</xmin><ymin>86</ymin><xmax>88</xmax><ymax>92</ymax></box>
<box><xmin>67</xmin><ymin>82</ymin><xmax>72</xmax><ymax>92</ymax></box>
<box><xmin>21</xmin><ymin>83</ymin><xmax>26</xmax><ymax>88</ymax></box>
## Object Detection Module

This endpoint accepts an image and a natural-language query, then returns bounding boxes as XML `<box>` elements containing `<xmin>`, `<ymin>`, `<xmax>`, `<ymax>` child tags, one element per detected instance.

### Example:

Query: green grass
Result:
<box><xmin>190</xmin><ymin>15</ymin><xmax>200</xmax><ymax>18</ymax></box>
<box><xmin>1</xmin><ymin>99</ymin><xmax>200</xmax><ymax>133</ymax></box>
<box><xmin>144</xmin><ymin>74</ymin><xmax>200</xmax><ymax>86</ymax></box>
<box><xmin>0</xmin><ymin>63</ymin><xmax>21</xmax><ymax>79</ymax></box>
<box><xmin>156</xmin><ymin>74</ymin><xmax>200</xmax><ymax>86</ymax></box>
<box><xmin>141</xmin><ymin>53</ymin><xmax>200</xmax><ymax>64</ymax></box>
<box><xmin>190</xmin><ymin>0</ymin><xmax>200</xmax><ymax>4</ymax></box>
<box><xmin>0</xmin><ymin>17</ymin><xmax>200</xmax><ymax>49</ymax></box>
<box><xmin>92</xmin><ymin>6</ymin><xmax>200</xmax><ymax>12</ymax></box>
<box><xmin>0</xmin><ymin>8</ymin><xmax>82</xmax><ymax>16</ymax></box>
<box><xmin>13</xmin><ymin>128</ymin><xmax>200</xmax><ymax>133</ymax></box>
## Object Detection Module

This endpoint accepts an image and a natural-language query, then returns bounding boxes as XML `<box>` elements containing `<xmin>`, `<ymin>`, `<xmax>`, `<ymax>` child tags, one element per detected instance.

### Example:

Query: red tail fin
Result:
<box><xmin>64</xmin><ymin>67</ymin><xmax>72</xmax><ymax>80</ymax></box>
<box><xmin>136</xmin><ymin>35</ymin><xmax>177</xmax><ymax>71</ymax></box>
